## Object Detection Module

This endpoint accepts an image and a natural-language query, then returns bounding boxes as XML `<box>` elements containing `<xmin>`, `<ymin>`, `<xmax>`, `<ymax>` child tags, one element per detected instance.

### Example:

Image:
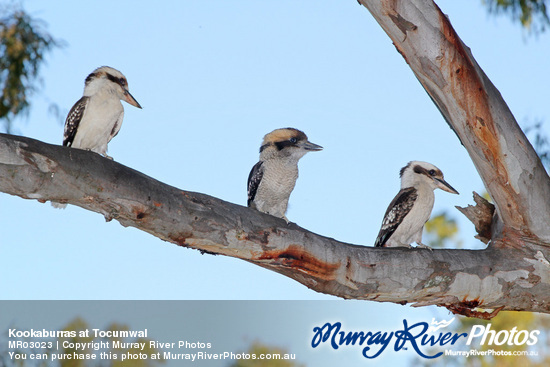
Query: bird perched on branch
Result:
<box><xmin>247</xmin><ymin>128</ymin><xmax>322</xmax><ymax>222</ymax></box>
<box><xmin>62</xmin><ymin>66</ymin><xmax>141</xmax><ymax>159</ymax></box>
<box><xmin>52</xmin><ymin>66</ymin><xmax>141</xmax><ymax>209</ymax></box>
<box><xmin>374</xmin><ymin>161</ymin><xmax>458</xmax><ymax>249</ymax></box>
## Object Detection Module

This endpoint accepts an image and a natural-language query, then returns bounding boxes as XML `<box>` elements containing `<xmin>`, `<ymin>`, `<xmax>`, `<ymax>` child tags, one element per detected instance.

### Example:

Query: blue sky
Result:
<box><xmin>1</xmin><ymin>0</ymin><xmax>549</xmax><ymax>365</ymax></box>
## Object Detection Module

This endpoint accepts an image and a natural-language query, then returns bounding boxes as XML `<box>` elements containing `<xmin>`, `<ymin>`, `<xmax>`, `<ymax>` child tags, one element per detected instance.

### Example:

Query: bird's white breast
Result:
<box><xmin>254</xmin><ymin>159</ymin><xmax>299</xmax><ymax>218</ymax></box>
<box><xmin>72</xmin><ymin>92</ymin><xmax>124</xmax><ymax>155</ymax></box>
<box><xmin>388</xmin><ymin>186</ymin><xmax>435</xmax><ymax>246</ymax></box>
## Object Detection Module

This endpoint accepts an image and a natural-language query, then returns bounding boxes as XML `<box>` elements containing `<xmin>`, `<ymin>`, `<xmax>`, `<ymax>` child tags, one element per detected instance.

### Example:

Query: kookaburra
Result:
<box><xmin>374</xmin><ymin>161</ymin><xmax>458</xmax><ymax>249</ymax></box>
<box><xmin>52</xmin><ymin>66</ymin><xmax>141</xmax><ymax>209</ymax></box>
<box><xmin>247</xmin><ymin>128</ymin><xmax>322</xmax><ymax>222</ymax></box>
<box><xmin>62</xmin><ymin>66</ymin><xmax>141</xmax><ymax>159</ymax></box>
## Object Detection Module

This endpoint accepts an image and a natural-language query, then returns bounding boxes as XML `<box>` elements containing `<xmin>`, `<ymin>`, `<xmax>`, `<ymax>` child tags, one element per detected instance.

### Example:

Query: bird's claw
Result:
<box><xmin>414</xmin><ymin>242</ymin><xmax>433</xmax><ymax>251</ymax></box>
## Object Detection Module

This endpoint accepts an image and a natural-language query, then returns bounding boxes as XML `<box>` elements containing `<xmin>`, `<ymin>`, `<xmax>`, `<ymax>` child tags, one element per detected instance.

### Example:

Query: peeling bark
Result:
<box><xmin>456</xmin><ymin>192</ymin><xmax>495</xmax><ymax>244</ymax></box>
<box><xmin>446</xmin><ymin>304</ymin><xmax>505</xmax><ymax>320</ymax></box>
<box><xmin>1</xmin><ymin>134</ymin><xmax>549</xmax><ymax>316</ymax></box>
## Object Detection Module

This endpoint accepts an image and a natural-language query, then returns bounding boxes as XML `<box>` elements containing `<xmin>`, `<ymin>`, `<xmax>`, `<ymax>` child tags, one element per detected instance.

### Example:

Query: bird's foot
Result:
<box><xmin>414</xmin><ymin>242</ymin><xmax>433</xmax><ymax>251</ymax></box>
<box><xmin>104</xmin><ymin>154</ymin><xmax>114</xmax><ymax>160</ymax></box>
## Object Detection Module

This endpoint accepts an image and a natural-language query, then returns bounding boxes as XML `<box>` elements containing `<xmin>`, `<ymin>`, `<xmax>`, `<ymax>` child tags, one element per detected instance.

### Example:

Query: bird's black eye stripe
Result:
<box><xmin>262</xmin><ymin>136</ymin><xmax>302</xmax><ymax>151</ymax></box>
<box><xmin>275</xmin><ymin>139</ymin><xmax>299</xmax><ymax>151</ymax></box>
<box><xmin>413</xmin><ymin>164</ymin><xmax>437</xmax><ymax>177</ymax></box>
<box><xmin>275</xmin><ymin>141</ymin><xmax>290</xmax><ymax>151</ymax></box>
<box><xmin>85</xmin><ymin>73</ymin><xmax>97</xmax><ymax>84</ymax></box>
<box><xmin>106</xmin><ymin>73</ymin><xmax>117</xmax><ymax>84</ymax></box>
<box><xmin>280</xmin><ymin>137</ymin><xmax>302</xmax><ymax>150</ymax></box>
<box><xmin>106</xmin><ymin>73</ymin><xmax>127</xmax><ymax>88</ymax></box>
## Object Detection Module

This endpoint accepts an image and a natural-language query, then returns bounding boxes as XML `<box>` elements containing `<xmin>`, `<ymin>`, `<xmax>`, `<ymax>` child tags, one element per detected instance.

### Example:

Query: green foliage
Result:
<box><xmin>228</xmin><ymin>342</ymin><xmax>303</xmax><ymax>367</ymax></box>
<box><xmin>0</xmin><ymin>4</ymin><xmax>62</xmax><ymax>132</ymax></box>
<box><xmin>483</xmin><ymin>0</ymin><xmax>549</xmax><ymax>33</ymax></box>
<box><xmin>424</xmin><ymin>212</ymin><xmax>461</xmax><ymax>249</ymax></box>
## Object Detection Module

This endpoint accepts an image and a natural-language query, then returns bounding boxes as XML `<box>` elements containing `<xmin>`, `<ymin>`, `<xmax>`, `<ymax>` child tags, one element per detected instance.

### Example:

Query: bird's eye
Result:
<box><xmin>429</xmin><ymin>169</ymin><xmax>436</xmax><ymax>176</ymax></box>
<box><xmin>289</xmin><ymin>137</ymin><xmax>298</xmax><ymax>144</ymax></box>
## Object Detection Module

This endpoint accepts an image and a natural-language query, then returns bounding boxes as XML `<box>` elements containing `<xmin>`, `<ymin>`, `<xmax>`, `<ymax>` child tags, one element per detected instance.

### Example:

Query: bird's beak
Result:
<box><xmin>301</xmin><ymin>140</ymin><xmax>323</xmax><ymax>151</ymax></box>
<box><xmin>435</xmin><ymin>178</ymin><xmax>459</xmax><ymax>194</ymax></box>
<box><xmin>123</xmin><ymin>89</ymin><xmax>142</xmax><ymax>109</ymax></box>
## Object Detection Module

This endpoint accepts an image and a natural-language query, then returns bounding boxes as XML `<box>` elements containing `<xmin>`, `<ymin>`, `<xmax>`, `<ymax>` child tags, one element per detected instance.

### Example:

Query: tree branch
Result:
<box><xmin>456</xmin><ymin>192</ymin><xmax>495</xmax><ymax>244</ymax></box>
<box><xmin>1</xmin><ymin>133</ymin><xmax>549</xmax><ymax>315</ymax></box>
<box><xmin>3</xmin><ymin>0</ymin><xmax>550</xmax><ymax>317</ymax></box>
<box><xmin>358</xmin><ymin>0</ymin><xmax>550</xmax><ymax>244</ymax></box>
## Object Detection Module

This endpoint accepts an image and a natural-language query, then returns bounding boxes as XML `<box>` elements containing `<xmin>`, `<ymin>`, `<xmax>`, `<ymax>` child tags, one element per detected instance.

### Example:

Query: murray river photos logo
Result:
<box><xmin>310</xmin><ymin>318</ymin><xmax>540</xmax><ymax>359</ymax></box>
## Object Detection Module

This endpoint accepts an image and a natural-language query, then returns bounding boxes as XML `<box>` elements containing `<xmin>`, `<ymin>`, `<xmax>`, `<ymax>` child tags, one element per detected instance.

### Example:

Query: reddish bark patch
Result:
<box><xmin>132</xmin><ymin>206</ymin><xmax>148</xmax><ymax>220</ymax></box>
<box><xmin>153</xmin><ymin>201</ymin><xmax>162</xmax><ymax>208</ymax></box>
<box><xmin>446</xmin><ymin>303</ymin><xmax>504</xmax><ymax>320</ymax></box>
<box><xmin>256</xmin><ymin>245</ymin><xmax>339</xmax><ymax>280</ymax></box>
<box><xmin>435</xmin><ymin>6</ymin><xmax>532</xmax><ymax>234</ymax></box>
<box><xmin>492</xmin><ymin>227</ymin><xmax>531</xmax><ymax>250</ymax></box>
<box><xmin>460</xmin><ymin>298</ymin><xmax>480</xmax><ymax>309</ymax></box>
<box><xmin>444</xmin><ymin>297</ymin><xmax>504</xmax><ymax>319</ymax></box>
<box><xmin>169</xmin><ymin>232</ymin><xmax>193</xmax><ymax>247</ymax></box>
<box><xmin>438</xmin><ymin>12</ymin><xmax>500</xmax><ymax>158</ymax></box>
<box><xmin>436</xmin><ymin>5</ymin><xmax>508</xmax><ymax>179</ymax></box>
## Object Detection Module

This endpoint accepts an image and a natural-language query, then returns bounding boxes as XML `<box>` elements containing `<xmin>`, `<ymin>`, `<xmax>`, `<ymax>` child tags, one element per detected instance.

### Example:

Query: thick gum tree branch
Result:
<box><xmin>3</xmin><ymin>0</ymin><xmax>550</xmax><ymax>318</ymax></box>
<box><xmin>358</xmin><ymin>0</ymin><xmax>550</xmax><ymax>245</ymax></box>
<box><xmin>1</xmin><ymin>134</ymin><xmax>549</xmax><ymax>316</ymax></box>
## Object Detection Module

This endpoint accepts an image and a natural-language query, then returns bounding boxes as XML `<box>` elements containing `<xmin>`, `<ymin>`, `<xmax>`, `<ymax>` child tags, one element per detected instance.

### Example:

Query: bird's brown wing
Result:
<box><xmin>63</xmin><ymin>96</ymin><xmax>90</xmax><ymax>147</ymax></box>
<box><xmin>374</xmin><ymin>187</ymin><xmax>418</xmax><ymax>247</ymax></box>
<box><xmin>247</xmin><ymin>161</ymin><xmax>264</xmax><ymax>207</ymax></box>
